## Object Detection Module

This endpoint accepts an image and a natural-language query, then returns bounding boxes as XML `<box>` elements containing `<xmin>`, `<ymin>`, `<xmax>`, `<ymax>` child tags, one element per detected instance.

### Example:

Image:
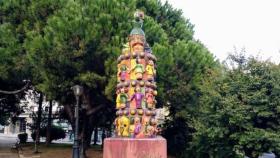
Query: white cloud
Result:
<box><xmin>164</xmin><ymin>0</ymin><xmax>280</xmax><ymax>63</ymax></box>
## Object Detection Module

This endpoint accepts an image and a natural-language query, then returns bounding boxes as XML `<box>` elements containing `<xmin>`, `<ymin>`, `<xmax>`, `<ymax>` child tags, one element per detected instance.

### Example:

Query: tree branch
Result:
<box><xmin>86</xmin><ymin>104</ymin><xmax>106</xmax><ymax>116</ymax></box>
<box><xmin>0</xmin><ymin>80</ymin><xmax>30</xmax><ymax>94</ymax></box>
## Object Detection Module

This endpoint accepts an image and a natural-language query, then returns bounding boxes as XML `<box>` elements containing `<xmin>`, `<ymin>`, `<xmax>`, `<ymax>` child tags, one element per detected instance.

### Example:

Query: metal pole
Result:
<box><xmin>72</xmin><ymin>96</ymin><xmax>80</xmax><ymax>158</ymax></box>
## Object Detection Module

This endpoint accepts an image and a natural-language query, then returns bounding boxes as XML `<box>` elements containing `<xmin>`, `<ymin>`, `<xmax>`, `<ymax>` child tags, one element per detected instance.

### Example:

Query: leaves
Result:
<box><xmin>191</xmin><ymin>55</ymin><xmax>280</xmax><ymax>158</ymax></box>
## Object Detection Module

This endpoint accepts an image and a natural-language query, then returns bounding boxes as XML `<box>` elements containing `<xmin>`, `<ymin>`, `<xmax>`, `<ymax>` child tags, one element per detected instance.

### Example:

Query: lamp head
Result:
<box><xmin>72</xmin><ymin>85</ymin><xmax>83</xmax><ymax>97</ymax></box>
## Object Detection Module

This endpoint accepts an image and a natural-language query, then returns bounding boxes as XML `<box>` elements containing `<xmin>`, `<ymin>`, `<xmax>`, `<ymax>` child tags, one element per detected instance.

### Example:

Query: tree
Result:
<box><xmin>1</xmin><ymin>0</ymin><xmax>68</xmax><ymax>152</ymax></box>
<box><xmin>46</xmin><ymin>100</ymin><xmax>53</xmax><ymax>145</ymax></box>
<box><xmin>159</xmin><ymin>40</ymin><xmax>216</xmax><ymax>157</ymax></box>
<box><xmin>0</xmin><ymin>1</ymin><xmax>32</xmax><ymax>125</ymax></box>
<box><xmin>190</xmin><ymin>53</ymin><xmax>280</xmax><ymax>158</ymax></box>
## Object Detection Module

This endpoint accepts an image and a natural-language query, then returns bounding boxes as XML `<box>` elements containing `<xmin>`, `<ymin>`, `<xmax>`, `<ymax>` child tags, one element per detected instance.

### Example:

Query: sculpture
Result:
<box><xmin>115</xmin><ymin>10</ymin><xmax>159</xmax><ymax>138</ymax></box>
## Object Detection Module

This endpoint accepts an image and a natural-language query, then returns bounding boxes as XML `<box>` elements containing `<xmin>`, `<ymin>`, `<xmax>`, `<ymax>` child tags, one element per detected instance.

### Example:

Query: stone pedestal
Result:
<box><xmin>103</xmin><ymin>137</ymin><xmax>167</xmax><ymax>158</ymax></box>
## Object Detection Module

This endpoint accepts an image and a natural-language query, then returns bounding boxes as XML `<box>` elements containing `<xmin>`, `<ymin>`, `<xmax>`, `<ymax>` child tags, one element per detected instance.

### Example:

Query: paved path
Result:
<box><xmin>0</xmin><ymin>134</ymin><xmax>42</xmax><ymax>158</ymax></box>
<box><xmin>0</xmin><ymin>134</ymin><xmax>19</xmax><ymax>158</ymax></box>
<box><xmin>0</xmin><ymin>134</ymin><xmax>17</xmax><ymax>148</ymax></box>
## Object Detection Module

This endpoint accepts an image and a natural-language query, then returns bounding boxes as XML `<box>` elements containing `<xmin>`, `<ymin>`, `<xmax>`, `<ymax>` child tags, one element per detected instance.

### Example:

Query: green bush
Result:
<box><xmin>18</xmin><ymin>133</ymin><xmax>28</xmax><ymax>143</ymax></box>
<box><xmin>31</xmin><ymin>126</ymin><xmax>66</xmax><ymax>143</ymax></box>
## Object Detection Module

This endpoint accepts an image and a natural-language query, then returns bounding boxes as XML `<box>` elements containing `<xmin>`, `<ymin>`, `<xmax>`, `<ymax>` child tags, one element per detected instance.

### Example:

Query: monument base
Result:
<box><xmin>103</xmin><ymin>137</ymin><xmax>167</xmax><ymax>158</ymax></box>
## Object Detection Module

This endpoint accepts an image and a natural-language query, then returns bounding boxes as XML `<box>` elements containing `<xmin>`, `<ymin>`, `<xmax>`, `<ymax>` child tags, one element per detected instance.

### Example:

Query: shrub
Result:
<box><xmin>18</xmin><ymin>133</ymin><xmax>28</xmax><ymax>143</ymax></box>
<box><xmin>31</xmin><ymin>126</ymin><xmax>66</xmax><ymax>143</ymax></box>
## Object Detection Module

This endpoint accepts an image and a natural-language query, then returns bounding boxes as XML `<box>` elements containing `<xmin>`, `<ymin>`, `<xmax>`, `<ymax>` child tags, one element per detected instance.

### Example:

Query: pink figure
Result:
<box><xmin>145</xmin><ymin>88</ymin><xmax>155</xmax><ymax>109</ymax></box>
<box><xmin>134</xmin><ymin>117</ymin><xmax>141</xmax><ymax>136</ymax></box>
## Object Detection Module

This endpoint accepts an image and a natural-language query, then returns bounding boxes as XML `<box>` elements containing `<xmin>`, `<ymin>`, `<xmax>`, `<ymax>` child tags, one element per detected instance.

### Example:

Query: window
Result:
<box><xmin>19</xmin><ymin>118</ymin><xmax>26</xmax><ymax>133</ymax></box>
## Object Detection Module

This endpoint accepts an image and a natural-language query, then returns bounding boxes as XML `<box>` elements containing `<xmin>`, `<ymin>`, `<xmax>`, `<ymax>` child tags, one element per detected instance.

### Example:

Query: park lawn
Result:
<box><xmin>20</xmin><ymin>143</ymin><xmax>102</xmax><ymax>158</ymax></box>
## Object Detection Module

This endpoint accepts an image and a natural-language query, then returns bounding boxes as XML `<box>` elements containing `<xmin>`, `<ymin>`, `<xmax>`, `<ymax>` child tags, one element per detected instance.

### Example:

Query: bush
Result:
<box><xmin>18</xmin><ymin>133</ymin><xmax>28</xmax><ymax>143</ymax></box>
<box><xmin>31</xmin><ymin>126</ymin><xmax>66</xmax><ymax>143</ymax></box>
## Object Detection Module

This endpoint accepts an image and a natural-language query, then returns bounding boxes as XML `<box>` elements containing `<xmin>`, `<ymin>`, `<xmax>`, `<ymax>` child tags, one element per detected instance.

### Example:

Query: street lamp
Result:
<box><xmin>72</xmin><ymin>85</ymin><xmax>83</xmax><ymax>158</ymax></box>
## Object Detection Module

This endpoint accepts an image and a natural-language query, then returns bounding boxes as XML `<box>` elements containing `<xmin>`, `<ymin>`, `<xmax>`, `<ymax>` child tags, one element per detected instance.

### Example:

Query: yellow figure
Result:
<box><xmin>130</xmin><ymin>59</ymin><xmax>144</xmax><ymax>80</ymax></box>
<box><xmin>116</xmin><ymin>88</ymin><xmax>128</xmax><ymax>109</ymax></box>
<box><xmin>120</xmin><ymin>116</ymin><xmax>130</xmax><ymax>137</ymax></box>
<box><xmin>146</xmin><ymin>60</ymin><xmax>156</xmax><ymax>81</ymax></box>
<box><xmin>130</xmin><ymin>58</ymin><xmax>137</xmax><ymax>80</ymax></box>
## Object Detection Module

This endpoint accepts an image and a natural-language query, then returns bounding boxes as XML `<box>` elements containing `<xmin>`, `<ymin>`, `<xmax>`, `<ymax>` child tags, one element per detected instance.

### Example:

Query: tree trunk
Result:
<box><xmin>81</xmin><ymin>113</ymin><xmax>95</xmax><ymax>158</ymax></box>
<box><xmin>64</xmin><ymin>104</ymin><xmax>74</xmax><ymax>125</ymax></box>
<box><xmin>101</xmin><ymin>128</ymin><xmax>106</xmax><ymax>149</ymax></box>
<box><xmin>62</xmin><ymin>92</ymin><xmax>103</xmax><ymax>157</ymax></box>
<box><xmin>93</xmin><ymin>126</ymin><xmax>98</xmax><ymax>145</ymax></box>
<box><xmin>34</xmin><ymin>92</ymin><xmax>43</xmax><ymax>153</ymax></box>
<box><xmin>46</xmin><ymin>100</ymin><xmax>53</xmax><ymax>146</ymax></box>
<box><xmin>80</xmin><ymin>108</ymin><xmax>87</xmax><ymax>158</ymax></box>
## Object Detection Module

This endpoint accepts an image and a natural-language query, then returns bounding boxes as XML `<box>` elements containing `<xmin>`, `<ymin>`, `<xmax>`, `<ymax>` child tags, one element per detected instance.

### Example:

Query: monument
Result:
<box><xmin>103</xmin><ymin>11</ymin><xmax>167</xmax><ymax>158</ymax></box>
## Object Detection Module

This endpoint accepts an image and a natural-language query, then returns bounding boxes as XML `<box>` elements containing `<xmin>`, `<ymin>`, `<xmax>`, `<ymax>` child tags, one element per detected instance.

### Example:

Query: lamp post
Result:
<box><xmin>72</xmin><ymin>85</ymin><xmax>83</xmax><ymax>158</ymax></box>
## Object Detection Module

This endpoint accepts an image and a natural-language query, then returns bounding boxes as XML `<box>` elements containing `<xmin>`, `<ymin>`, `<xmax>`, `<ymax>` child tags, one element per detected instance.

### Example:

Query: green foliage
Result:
<box><xmin>18</xmin><ymin>133</ymin><xmax>28</xmax><ymax>144</ymax></box>
<box><xmin>190</xmin><ymin>54</ymin><xmax>280</xmax><ymax>158</ymax></box>
<box><xmin>157</xmin><ymin>40</ymin><xmax>216</xmax><ymax>157</ymax></box>
<box><xmin>0</xmin><ymin>0</ymin><xmax>65</xmax><ymax>124</ymax></box>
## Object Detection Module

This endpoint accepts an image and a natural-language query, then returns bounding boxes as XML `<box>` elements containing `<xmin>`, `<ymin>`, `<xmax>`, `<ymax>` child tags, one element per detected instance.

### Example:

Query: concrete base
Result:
<box><xmin>103</xmin><ymin>137</ymin><xmax>167</xmax><ymax>158</ymax></box>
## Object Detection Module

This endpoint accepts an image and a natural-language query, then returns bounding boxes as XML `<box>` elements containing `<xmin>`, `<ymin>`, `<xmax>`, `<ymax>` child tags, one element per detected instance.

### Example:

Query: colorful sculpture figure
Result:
<box><xmin>146</xmin><ymin>60</ymin><xmax>156</xmax><ymax>81</ymax></box>
<box><xmin>130</xmin><ymin>86</ymin><xmax>144</xmax><ymax>109</ymax></box>
<box><xmin>130</xmin><ymin>58</ymin><xmax>144</xmax><ymax>80</ymax></box>
<box><xmin>129</xmin><ymin>119</ymin><xmax>135</xmax><ymax>138</ymax></box>
<box><xmin>114</xmin><ymin>11</ymin><xmax>159</xmax><ymax>138</ymax></box>
<box><xmin>118</xmin><ymin>64</ymin><xmax>128</xmax><ymax>81</ymax></box>
<box><xmin>116</xmin><ymin>88</ymin><xmax>128</xmax><ymax>109</ymax></box>
<box><xmin>142</xmin><ymin>115</ymin><xmax>150</xmax><ymax>134</ymax></box>
<box><xmin>119</xmin><ymin>116</ymin><xmax>130</xmax><ymax>137</ymax></box>
<box><xmin>147</xmin><ymin>125</ymin><xmax>154</xmax><ymax>137</ymax></box>
<box><xmin>134</xmin><ymin>117</ymin><xmax>142</xmax><ymax>137</ymax></box>
<box><xmin>145</xmin><ymin>88</ymin><xmax>155</xmax><ymax>109</ymax></box>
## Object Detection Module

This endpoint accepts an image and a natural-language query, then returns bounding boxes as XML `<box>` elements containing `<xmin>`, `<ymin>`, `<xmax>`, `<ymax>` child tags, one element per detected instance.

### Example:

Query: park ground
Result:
<box><xmin>0</xmin><ymin>134</ymin><xmax>174</xmax><ymax>158</ymax></box>
<box><xmin>0</xmin><ymin>134</ymin><xmax>101</xmax><ymax>158</ymax></box>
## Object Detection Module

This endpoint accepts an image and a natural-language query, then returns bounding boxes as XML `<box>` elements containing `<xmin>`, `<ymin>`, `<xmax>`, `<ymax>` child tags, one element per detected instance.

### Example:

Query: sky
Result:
<box><xmin>165</xmin><ymin>0</ymin><xmax>280</xmax><ymax>63</ymax></box>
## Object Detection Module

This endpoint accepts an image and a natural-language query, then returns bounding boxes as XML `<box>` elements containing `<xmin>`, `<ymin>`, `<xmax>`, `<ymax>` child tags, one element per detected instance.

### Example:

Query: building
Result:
<box><xmin>2</xmin><ymin>91</ymin><xmax>63</xmax><ymax>137</ymax></box>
